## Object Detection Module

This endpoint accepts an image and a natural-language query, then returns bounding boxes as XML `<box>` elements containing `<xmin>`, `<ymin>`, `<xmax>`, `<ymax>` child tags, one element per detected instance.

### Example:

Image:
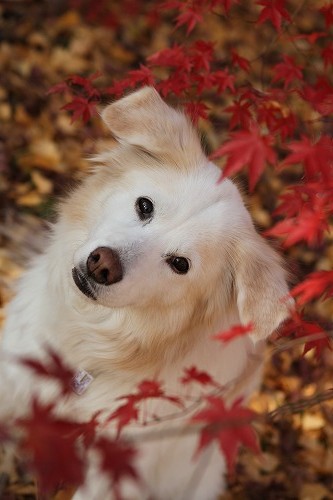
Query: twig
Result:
<box><xmin>124</xmin><ymin>386</ymin><xmax>333</xmax><ymax>444</ymax></box>
<box><xmin>269</xmin><ymin>329</ymin><xmax>333</xmax><ymax>355</ymax></box>
<box><xmin>268</xmin><ymin>388</ymin><xmax>333</xmax><ymax>421</ymax></box>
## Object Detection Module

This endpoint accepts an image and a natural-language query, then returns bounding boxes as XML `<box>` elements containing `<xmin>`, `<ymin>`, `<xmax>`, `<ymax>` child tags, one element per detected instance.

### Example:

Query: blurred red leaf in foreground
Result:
<box><xmin>17</xmin><ymin>400</ymin><xmax>85</xmax><ymax>493</ymax></box>
<box><xmin>19</xmin><ymin>347</ymin><xmax>76</xmax><ymax>396</ymax></box>
<box><xmin>180</xmin><ymin>366</ymin><xmax>219</xmax><ymax>387</ymax></box>
<box><xmin>108</xmin><ymin>379</ymin><xmax>182</xmax><ymax>435</ymax></box>
<box><xmin>213</xmin><ymin>323</ymin><xmax>253</xmax><ymax>343</ymax></box>
<box><xmin>191</xmin><ymin>397</ymin><xmax>259</xmax><ymax>473</ymax></box>
<box><xmin>95</xmin><ymin>436</ymin><xmax>139</xmax><ymax>495</ymax></box>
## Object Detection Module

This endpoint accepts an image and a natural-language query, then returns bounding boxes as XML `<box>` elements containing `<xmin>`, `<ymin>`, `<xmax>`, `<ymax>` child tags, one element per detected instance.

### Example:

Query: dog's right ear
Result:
<box><xmin>233</xmin><ymin>229</ymin><xmax>293</xmax><ymax>342</ymax></box>
<box><xmin>101</xmin><ymin>87</ymin><xmax>204</xmax><ymax>161</ymax></box>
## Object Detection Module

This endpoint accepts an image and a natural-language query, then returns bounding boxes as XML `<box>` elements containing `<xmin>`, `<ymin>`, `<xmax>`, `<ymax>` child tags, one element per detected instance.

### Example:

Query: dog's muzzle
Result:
<box><xmin>72</xmin><ymin>247</ymin><xmax>123</xmax><ymax>299</ymax></box>
<box><xmin>72</xmin><ymin>267</ymin><xmax>97</xmax><ymax>300</ymax></box>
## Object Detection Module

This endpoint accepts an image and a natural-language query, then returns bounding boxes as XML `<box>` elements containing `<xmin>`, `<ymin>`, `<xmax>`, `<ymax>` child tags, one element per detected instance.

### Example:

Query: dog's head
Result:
<box><xmin>61</xmin><ymin>87</ymin><xmax>291</xmax><ymax>341</ymax></box>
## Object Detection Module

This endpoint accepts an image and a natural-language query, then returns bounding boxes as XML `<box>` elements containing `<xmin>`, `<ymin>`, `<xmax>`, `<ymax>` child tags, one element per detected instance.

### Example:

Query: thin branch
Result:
<box><xmin>124</xmin><ymin>387</ymin><xmax>333</xmax><ymax>444</ymax></box>
<box><xmin>268</xmin><ymin>388</ymin><xmax>333</xmax><ymax>421</ymax></box>
<box><xmin>269</xmin><ymin>329</ymin><xmax>333</xmax><ymax>355</ymax></box>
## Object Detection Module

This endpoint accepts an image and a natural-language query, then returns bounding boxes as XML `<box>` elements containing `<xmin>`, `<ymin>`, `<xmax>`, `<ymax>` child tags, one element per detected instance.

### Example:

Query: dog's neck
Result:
<box><xmin>44</xmin><ymin>278</ymin><xmax>234</xmax><ymax>379</ymax></box>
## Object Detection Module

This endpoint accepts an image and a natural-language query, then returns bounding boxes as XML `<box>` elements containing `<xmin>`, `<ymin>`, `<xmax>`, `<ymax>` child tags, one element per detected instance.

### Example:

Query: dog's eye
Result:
<box><xmin>167</xmin><ymin>256</ymin><xmax>190</xmax><ymax>275</ymax></box>
<box><xmin>136</xmin><ymin>197</ymin><xmax>154</xmax><ymax>221</ymax></box>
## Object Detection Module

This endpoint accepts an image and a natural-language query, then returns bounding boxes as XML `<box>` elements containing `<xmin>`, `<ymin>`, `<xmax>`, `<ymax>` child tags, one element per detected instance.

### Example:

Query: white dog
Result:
<box><xmin>1</xmin><ymin>87</ymin><xmax>290</xmax><ymax>499</ymax></box>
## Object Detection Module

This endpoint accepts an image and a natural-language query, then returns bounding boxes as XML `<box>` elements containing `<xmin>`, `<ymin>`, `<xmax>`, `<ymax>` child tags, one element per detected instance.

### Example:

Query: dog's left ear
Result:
<box><xmin>233</xmin><ymin>231</ymin><xmax>292</xmax><ymax>341</ymax></box>
<box><xmin>101</xmin><ymin>87</ymin><xmax>204</xmax><ymax>160</ymax></box>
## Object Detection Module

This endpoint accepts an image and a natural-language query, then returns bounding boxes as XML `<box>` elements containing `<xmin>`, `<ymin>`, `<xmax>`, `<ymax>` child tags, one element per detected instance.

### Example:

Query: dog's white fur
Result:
<box><xmin>1</xmin><ymin>87</ymin><xmax>291</xmax><ymax>499</ymax></box>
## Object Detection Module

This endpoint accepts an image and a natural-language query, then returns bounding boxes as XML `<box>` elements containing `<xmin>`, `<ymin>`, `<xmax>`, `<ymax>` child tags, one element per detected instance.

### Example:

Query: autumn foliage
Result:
<box><xmin>2</xmin><ymin>0</ymin><xmax>333</xmax><ymax>497</ymax></box>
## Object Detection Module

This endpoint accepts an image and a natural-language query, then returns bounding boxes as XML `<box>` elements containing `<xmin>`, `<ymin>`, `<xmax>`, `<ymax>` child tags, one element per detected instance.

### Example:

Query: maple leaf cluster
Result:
<box><xmin>107</xmin><ymin>379</ymin><xmax>182</xmax><ymax>435</ymax></box>
<box><xmin>191</xmin><ymin>397</ymin><xmax>259</xmax><ymax>473</ymax></box>
<box><xmin>15</xmin><ymin>397</ymin><xmax>138</xmax><ymax>495</ymax></box>
<box><xmin>5</xmin><ymin>338</ymin><xmax>259</xmax><ymax>496</ymax></box>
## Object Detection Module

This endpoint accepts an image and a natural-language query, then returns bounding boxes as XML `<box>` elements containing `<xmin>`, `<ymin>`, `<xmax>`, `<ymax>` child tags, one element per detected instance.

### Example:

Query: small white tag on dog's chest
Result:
<box><xmin>71</xmin><ymin>369</ymin><xmax>94</xmax><ymax>395</ymax></box>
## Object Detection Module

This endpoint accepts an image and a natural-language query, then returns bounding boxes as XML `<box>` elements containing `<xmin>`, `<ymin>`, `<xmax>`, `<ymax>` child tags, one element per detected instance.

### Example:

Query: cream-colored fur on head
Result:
<box><xmin>1</xmin><ymin>87</ymin><xmax>291</xmax><ymax>500</ymax></box>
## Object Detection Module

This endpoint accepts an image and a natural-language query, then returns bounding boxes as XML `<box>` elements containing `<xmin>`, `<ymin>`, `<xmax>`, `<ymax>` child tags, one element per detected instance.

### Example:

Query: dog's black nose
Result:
<box><xmin>87</xmin><ymin>247</ymin><xmax>123</xmax><ymax>285</ymax></box>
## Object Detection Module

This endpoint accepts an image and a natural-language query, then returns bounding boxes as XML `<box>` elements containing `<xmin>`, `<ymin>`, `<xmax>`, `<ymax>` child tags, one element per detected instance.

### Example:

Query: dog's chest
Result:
<box><xmin>68</xmin><ymin>333</ymin><xmax>256</xmax><ymax>423</ymax></box>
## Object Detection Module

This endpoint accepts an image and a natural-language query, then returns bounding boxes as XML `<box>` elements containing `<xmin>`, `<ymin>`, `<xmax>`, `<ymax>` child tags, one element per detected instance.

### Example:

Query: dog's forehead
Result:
<box><xmin>128</xmin><ymin>161</ymin><xmax>241</xmax><ymax>216</ymax></box>
<box><xmin>118</xmin><ymin>160</ymin><xmax>249</xmax><ymax>246</ymax></box>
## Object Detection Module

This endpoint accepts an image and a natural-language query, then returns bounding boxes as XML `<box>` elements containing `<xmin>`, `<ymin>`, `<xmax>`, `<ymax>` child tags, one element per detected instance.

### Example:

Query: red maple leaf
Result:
<box><xmin>19</xmin><ymin>347</ymin><xmax>76</xmax><ymax>397</ymax></box>
<box><xmin>17</xmin><ymin>400</ymin><xmax>85</xmax><ymax>493</ymax></box>
<box><xmin>105</xmin><ymin>78</ymin><xmax>132</xmax><ymax>98</ymax></box>
<box><xmin>291</xmin><ymin>271</ymin><xmax>333</xmax><ymax>305</ymax></box>
<box><xmin>256</xmin><ymin>0</ymin><xmax>291</xmax><ymax>32</ymax></box>
<box><xmin>163</xmin><ymin>0</ymin><xmax>238</xmax><ymax>26</ymax></box>
<box><xmin>109</xmin><ymin>379</ymin><xmax>182</xmax><ymax>435</ymax></box>
<box><xmin>107</xmin><ymin>400</ymin><xmax>139</xmax><ymax>437</ymax></box>
<box><xmin>127</xmin><ymin>65</ymin><xmax>155</xmax><ymax>87</ymax></box>
<box><xmin>280</xmin><ymin>135</ymin><xmax>333</xmax><ymax>182</ymax></box>
<box><xmin>95</xmin><ymin>437</ymin><xmax>138</xmax><ymax>493</ymax></box>
<box><xmin>135</xmin><ymin>379</ymin><xmax>182</xmax><ymax>406</ymax></box>
<box><xmin>279</xmin><ymin>312</ymin><xmax>331</xmax><ymax>360</ymax></box>
<box><xmin>272</xmin><ymin>55</ymin><xmax>303</xmax><ymax>89</ymax></box>
<box><xmin>213</xmin><ymin>323</ymin><xmax>253</xmax><ymax>343</ymax></box>
<box><xmin>321</xmin><ymin>43</ymin><xmax>333</xmax><ymax>68</ymax></box>
<box><xmin>67</xmin><ymin>72</ymin><xmax>101</xmax><ymax>99</ymax></box>
<box><xmin>225</xmin><ymin>100</ymin><xmax>252</xmax><ymax>129</ymax></box>
<box><xmin>157</xmin><ymin>72</ymin><xmax>191</xmax><ymax>97</ymax></box>
<box><xmin>265</xmin><ymin>206</ymin><xmax>329</xmax><ymax>247</ymax></box>
<box><xmin>273</xmin><ymin>184</ymin><xmax>333</xmax><ymax>228</ymax></box>
<box><xmin>134</xmin><ymin>380</ymin><xmax>181</xmax><ymax>405</ymax></box>
<box><xmin>273</xmin><ymin>188</ymin><xmax>303</xmax><ymax>218</ymax></box>
<box><xmin>184</xmin><ymin>101</ymin><xmax>209</xmax><ymax>124</ymax></box>
<box><xmin>148</xmin><ymin>45</ymin><xmax>191</xmax><ymax>71</ymax></box>
<box><xmin>190</xmin><ymin>40</ymin><xmax>215</xmax><ymax>71</ymax></box>
<box><xmin>213</xmin><ymin>69</ymin><xmax>236</xmax><ymax>94</ymax></box>
<box><xmin>211</xmin><ymin>124</ymin><xmax>277</xmax><ymax>191</ymax></box>
<box><xmin>47</xmin><ymin>81</ymin><xmax>69</xmax><ymax>95</ymax></box>
<box><xmin>180</xmin><ymin>366</ymin><xmax>219</xmax><ymax>387</ymax></box>
<box><xmin>62</xmin><ymin>96</ymin><xmax>97</xmax><ymax>123</ymax></box>
<box><xmin>268</xmin><ymin>110</ymin><xmax>297</xmax><ymax>140</ymax></box>
<box><xmin>136</xmin><ymin>380</ymin><xmax>164</xmax><ymax>398</ymax></box>
<box><xmin>191</xmin><ymin>397</ymin><xmax>259</xmax><ymax>473</ymax></box>
<box><xmin>194</xmin><ymin>73</ymin><xmax>217</xmax><ymax>93</ymax></box>
<box><xmin>320</xmin><ymin>2</ymin><xmax>333</xmax><ymax>28</ymax></box>
<box><xmin>175</xmin><ymin>7</ymin><xmax>203</xmax><ymax>34</ymax></box>
<box><xmin>231</xmin><ymin>50</ymin><xmax>250</xmax><ymax>72</ymax></box>
<box><xmin>251</xmin><ymin>96</ymin><xmax>297</xmax><ymax>139</ymax></box>
<box><xmin>211</xmin><ymin>0</ymin><xmax>239</xmax><ymax>13</ymax></box>
<box><xmin>299</xmin><ymin>77</ymin><xmax>333</xmax><ymax>116</ymax></box>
